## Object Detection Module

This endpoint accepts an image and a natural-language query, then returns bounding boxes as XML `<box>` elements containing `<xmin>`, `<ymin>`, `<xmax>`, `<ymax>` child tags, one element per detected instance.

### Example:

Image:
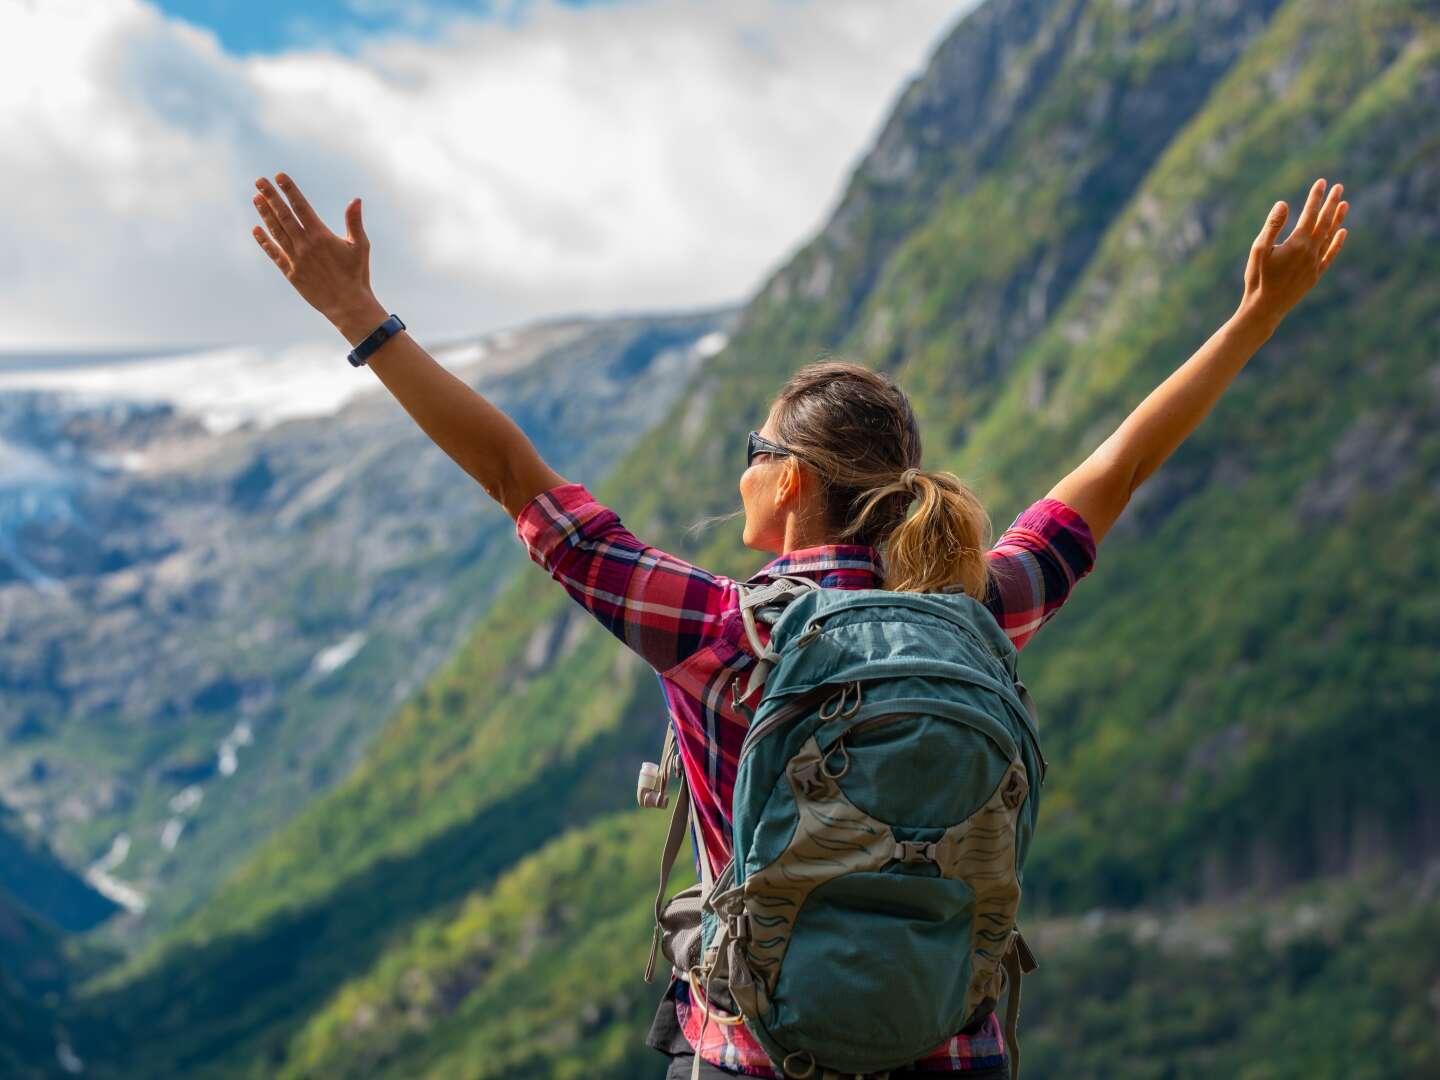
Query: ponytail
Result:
<box><xmin>844</xmin><ymin>466</ymin><xmax>996</xmax><ymax>597</ymax></box>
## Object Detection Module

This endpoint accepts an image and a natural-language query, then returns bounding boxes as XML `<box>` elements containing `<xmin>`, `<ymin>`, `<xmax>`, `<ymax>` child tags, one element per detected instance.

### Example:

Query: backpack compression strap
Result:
<box><xmin>1000</xmin><ymin>929</ymin><xmax>1039</xmax><ymax>1080</ymax></box>
<box><xmin>643</xmin><ymin>766</ymin><xmax>692</xmax><ymax>983</ymax></box>
<box><xmin>643</xmin><ymin>738</ymin><xmax>714</xmax><ymax>983</ymax></box>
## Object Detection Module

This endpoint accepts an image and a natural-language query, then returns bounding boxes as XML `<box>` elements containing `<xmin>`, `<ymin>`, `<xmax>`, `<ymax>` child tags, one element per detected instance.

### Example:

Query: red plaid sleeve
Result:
<box><xmin>514</xmin><ymin>481</ymin><xmax>736</xmax><ymax>674</ymax></box>
<box><xmin>984</xmin><ymin>496</ymin><xmax>1097</xmax><ymax>651</ymax></box>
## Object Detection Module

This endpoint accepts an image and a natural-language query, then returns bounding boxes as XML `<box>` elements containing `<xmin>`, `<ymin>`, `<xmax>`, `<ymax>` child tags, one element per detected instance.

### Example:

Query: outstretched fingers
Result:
<box><xmin>253</xmin><ymin>225</ymin><xmax>293</xmax><ymax>274</ymax></box>
<box><xmin>1290</xmin><ymin>177</ymin><xmax>1328</xmax><ymax>240</ymax></box>
<box><xmin>1319</xmin><ymin>227</ymin><xmax>1347</xmax><ymax>273</ymax></box>
<box><xmin>255</xmin><ymin>177</ymin><xmax>305</xmax><ymax>248</ymax></box>
<box><xmin>253</xmin><ymin>190</ymin><xmax>295</xmax><ymax>257</ymax></box>
<box><xmin>1313</xmin><ymin>182</ymin><xmax>1345</xmax><ymax>241</ymax></box>
<box><xmin>275</xmin><ymin>173</ymin><xmax>330</xmax><ymax>235</ymax></box>
<box><xmin>1318</xmin><ymin>190</ymin><xmax>1348</xmax><ymax>246</ymax></box>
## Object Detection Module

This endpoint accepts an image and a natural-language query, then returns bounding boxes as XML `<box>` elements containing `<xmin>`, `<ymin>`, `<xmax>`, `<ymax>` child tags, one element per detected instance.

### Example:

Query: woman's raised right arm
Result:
<box><xmin>251</xmin><ymin>171</ymin><xmax>566</xmax><ymax>520</ymax></box>
<box><xmin>330</xmin><ymin>293</ymin><xmax>569</xmax><ymax>519</ymax></box>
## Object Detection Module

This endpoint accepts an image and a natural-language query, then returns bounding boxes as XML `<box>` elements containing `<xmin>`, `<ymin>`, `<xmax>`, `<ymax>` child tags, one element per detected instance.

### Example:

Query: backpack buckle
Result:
<box><xmin>892</xmin><ymin>840</ymin><xmax>938</xmax><ymax>864</ymax></box>
<box><xmin>726</xmin><ymin>912</ymin><xmax>751</xmax><ymax>940</ymax></box>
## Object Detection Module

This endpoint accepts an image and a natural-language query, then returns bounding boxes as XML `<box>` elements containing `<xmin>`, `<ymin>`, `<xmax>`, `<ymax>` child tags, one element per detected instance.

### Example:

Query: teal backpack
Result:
<box><xmin>639</xmin><ymin>575</ymin><xmax>1044</xmax><ymax>1080</ymax></box>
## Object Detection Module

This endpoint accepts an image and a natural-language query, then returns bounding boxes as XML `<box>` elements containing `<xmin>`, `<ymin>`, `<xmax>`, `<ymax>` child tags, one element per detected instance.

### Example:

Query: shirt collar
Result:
<box><xmin>746</xmin><ymin>543</ymin><xmax>885</xmax><ymax>587</ymax></box>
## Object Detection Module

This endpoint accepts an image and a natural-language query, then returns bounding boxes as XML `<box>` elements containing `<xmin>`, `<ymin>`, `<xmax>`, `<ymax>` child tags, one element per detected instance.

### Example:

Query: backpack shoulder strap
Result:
<box><xmin>734</xmin><ymin>575</ymin><xmax>822</xmax><ymax>702</ymax></box>
<box><xmin>1012</xmin><ymin>677</ymin><xmax>1048</xmax><ymax>784</ymax></box>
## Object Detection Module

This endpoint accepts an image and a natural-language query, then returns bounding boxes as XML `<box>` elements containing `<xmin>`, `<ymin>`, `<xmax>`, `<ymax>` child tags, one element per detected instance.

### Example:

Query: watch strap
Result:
<box><xmin>347</xmin><ymin>314</ymin><xmax>406</xmax><ymax>367</ymax></box>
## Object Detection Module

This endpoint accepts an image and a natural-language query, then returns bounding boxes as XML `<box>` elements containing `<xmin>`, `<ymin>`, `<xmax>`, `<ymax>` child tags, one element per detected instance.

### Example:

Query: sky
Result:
<box><xmin>150</xmin><ymin>0</ymin><xmax>628</xmax><ymax>55</ymax></box>
<box><xmin>0</xmin><ymin>0</ymin><xmax>974</xmax><ymax>352</ymax></box>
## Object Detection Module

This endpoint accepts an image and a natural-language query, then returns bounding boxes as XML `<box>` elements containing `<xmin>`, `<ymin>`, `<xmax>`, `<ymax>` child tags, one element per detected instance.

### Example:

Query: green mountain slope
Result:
<box><xmin>279</xmin><ymin>808</ymin><xmax>693</xmax><ymax>1080</ymax></box>
<box><xmin>275</xmin><ymin>839</ymin><xmax>1440</xmax><ymax>1079</ymax></box>
<box><xmin>938</xmin><ymin>0</ymin><xmax>1440</xmax><ymax>909</ymax></box>
<box><xmin>54</xmin><ymin>0</ymin><xmax>1440</xmax><ymax>1076</ymax></box>
<box><xmin>0</xmin><ymin>849</ymin><xmax>117</xmax><ymax>1080</ymax></box>
<box><xmin>0</xmin><ymin>805</ymin><xmax>117</xmax><ymax>934</ymax></box>
<box><xmin>1021</xmin><ymin>878</ymin><xmax>1440</xmax><ymax>1078</ymax></box>
<box><xmin>1</xmin><ymin>961</ymin><xmax>62</xmax><ymax>1080</ymax></box>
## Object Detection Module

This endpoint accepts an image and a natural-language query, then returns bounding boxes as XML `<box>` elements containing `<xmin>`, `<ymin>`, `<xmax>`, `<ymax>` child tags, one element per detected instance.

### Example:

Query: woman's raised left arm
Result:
<box><xmin>251</xmin><ymin>172</ymin><xmax>566</xmax><ymax>519</ymax></box>
<box><xmin>1047</xmin><ymin>177</ymin><xmax>1349</xmax><ymax>545</ymax></box>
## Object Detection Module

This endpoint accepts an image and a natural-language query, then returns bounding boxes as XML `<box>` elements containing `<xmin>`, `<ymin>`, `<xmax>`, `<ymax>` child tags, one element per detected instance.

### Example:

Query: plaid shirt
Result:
<box><xmin>516</xmin><ymin>481</ymin><xmax>1097</xmax><ymax>1076</ymax></box>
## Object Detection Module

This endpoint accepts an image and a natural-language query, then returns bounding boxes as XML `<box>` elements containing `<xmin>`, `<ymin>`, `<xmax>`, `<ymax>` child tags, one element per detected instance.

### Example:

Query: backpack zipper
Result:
<box><xmin>845</xmin><ymin>711</ymin><xmax>919</xmax><ymax>738</ymax></box>
<box><xmin>737</xmin><ymin>685</ymin><xmax>831</xmax><ymax>761</ymax></box>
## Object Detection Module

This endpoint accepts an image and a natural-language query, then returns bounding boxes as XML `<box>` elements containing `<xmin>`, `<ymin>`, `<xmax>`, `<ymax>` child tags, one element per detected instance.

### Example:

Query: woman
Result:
<box><xmin>251</xmin><ymin>172</ymin><xmax>1348</xmax><ymax>1079</ymax></box>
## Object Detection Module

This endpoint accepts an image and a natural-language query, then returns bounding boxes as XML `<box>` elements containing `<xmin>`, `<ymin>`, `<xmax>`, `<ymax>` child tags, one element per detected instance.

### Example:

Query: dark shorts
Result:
<box><xmin>647</xmin><ymin>979</ymin><xmax>1009</xmax><ymax>1080</ymax></box>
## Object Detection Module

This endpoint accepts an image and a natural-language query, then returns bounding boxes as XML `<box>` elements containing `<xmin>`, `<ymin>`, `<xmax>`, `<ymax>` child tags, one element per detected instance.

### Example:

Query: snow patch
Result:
<box><xmin>694</xmin><ymin>331</ymin><xmax>729</xmax><ymax>359</ymax></box>
<box><xmin>91</xmin><ymin>449</ymin><xmax>150</xmax><ymax>472</ymax></box>
<box><xmin>309</xmin><ymin>631</ymin><xmax>367</xmax><ymax>678</ymax></box>
<box><xmin>56</xmin><ymin>1042</ymin><xmax>83</xmax><ymax>1075</ymax></box>
<box><xmin>160</xmin><ymin>818</ymin><xmax>185</xmax><ymax>852</ymax></box>
<box><xmin>168</xmin><ymin>785</ymin><xmax>204</xmax><ymax>814</ymax></box>
<box><xmin>217</xmin><ymin>720</ymin><xmax>254</xmax><ymax>778</ymax></box>
<box><xmin>84</xmin><ymin>833</ymin><xmax>146</xmax><ymax>915</ymax></box>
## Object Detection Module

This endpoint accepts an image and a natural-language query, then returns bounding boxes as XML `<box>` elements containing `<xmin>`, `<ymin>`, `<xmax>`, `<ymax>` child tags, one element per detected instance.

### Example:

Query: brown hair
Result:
<box><xmin>700</xmin><ymin>358</ymin><xmax>997</xmax><ymax>597</ymax></box>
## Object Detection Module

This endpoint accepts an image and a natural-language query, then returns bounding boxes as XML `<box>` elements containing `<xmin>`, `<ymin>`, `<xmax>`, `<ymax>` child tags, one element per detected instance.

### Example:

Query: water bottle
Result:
<box><xmin>637</xmin><ymin>760</ymin><xmax>668</xmax><ymax>808</ymax></box>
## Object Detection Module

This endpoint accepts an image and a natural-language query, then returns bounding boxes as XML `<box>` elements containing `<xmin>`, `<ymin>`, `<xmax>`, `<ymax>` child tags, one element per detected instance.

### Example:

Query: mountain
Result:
<box><xmin>0</xmin><ymin>307</ymin><xmax>735</xmax><ymax>942</ymax></box>
<box><xmin>0</xmin><ymin>811</ymin><xmax>119</xmax><ymax>1080</ymax></box>
<box><xmin>0</xmin><ymin>803</ymin><xmax>117</xmax><ymax>934</ymax></box>
<box><xmin>23</xmin><ymin>0</ymin><xmax>1440</xmax><ymax>1075</ymax></box>
<box><xmin>0</xmin><ymin>890</ymin><xmax>70</xmax><ymax>1080</ymax></box>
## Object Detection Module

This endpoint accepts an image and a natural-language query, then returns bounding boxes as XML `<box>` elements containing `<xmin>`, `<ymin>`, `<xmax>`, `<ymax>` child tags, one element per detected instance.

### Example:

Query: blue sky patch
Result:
<box><xmin>154</xmin><ymin>0</ymin><xmax>626</xmax><ymax>56</ymax></box>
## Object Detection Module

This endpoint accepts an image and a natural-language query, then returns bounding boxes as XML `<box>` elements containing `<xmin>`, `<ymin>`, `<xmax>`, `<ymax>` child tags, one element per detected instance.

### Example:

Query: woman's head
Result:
<box><xmin>737</xmin><ymin>359</ymin><xmax>996</xmax><ymax>597</ymax></box>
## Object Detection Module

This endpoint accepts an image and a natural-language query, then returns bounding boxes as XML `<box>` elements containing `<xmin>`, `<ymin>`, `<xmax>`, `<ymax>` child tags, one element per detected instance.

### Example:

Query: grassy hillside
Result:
<box><xmin>279</xmin><ymin>809</ymin><xmax>694</xmax><ymax>1080</ymax></box>
<box><xmin>274</xmin><ymin>838</ymin><xmax>1440</xmax><ymax>1080</ymax></box>
<box><xmin>49</xmin><ymin>0</ymin><xmax>1440</xmax><ymax>1076</ymax></box>
<box><xmin>1021</xmin><ymin>872</ymin><xmax>1440</xmax><ymax>1079</ymax></box>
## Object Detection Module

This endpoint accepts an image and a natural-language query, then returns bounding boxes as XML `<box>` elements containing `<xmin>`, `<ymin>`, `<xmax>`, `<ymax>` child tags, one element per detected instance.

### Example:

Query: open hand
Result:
<box><xmin>1241</xmin><ymin>177</ymin><xmax>1348</xmax><ymax>326</ymax></box>
<box><xmin>252</xmin><ymin>173</ymin><xmax>378</xmax><ymax>328</ymax></box>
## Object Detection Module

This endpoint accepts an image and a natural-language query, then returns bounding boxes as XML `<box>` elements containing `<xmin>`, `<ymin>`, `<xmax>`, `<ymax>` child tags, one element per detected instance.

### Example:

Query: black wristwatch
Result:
<box><xmin>347</xmin><ymin>314</ymin><xmax>406</xmax><ymax>367</ymax></box>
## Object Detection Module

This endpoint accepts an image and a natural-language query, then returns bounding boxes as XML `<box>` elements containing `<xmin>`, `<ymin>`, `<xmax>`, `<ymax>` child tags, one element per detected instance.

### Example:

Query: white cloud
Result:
<box><xmin>0</xmin><ymin>0</ymin><xmax>973</xmax><ymax>351</ymax></box>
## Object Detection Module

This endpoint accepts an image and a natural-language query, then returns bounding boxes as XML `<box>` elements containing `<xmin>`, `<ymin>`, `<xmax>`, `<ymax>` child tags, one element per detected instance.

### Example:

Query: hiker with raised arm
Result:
<box><xmin>251</xmin><ymin>173</ymin><xmax>1346</xmax><ymax>1080</ymax></box>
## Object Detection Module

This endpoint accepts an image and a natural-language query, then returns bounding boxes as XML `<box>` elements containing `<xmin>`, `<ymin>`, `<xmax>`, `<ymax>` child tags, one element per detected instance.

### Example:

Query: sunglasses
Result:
<box><xmin>747</xmin><ymin>430</ymin><xmax>800</xmax><ymax>468</ymax></box>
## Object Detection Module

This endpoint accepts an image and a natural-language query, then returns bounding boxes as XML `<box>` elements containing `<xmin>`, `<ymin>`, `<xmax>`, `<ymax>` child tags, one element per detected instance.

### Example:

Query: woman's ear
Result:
<box><xmin>773</xmin><ymin>457</ymin><xmax>805</xmax><ymax>510</ymax></box>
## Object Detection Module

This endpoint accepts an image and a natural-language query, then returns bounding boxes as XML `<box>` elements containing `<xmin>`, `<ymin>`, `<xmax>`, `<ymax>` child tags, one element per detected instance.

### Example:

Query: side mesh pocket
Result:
<box><xmin>660</xmin><ymin>881</ymin><xmax>705</xmax><ymax>975</ymax></box>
